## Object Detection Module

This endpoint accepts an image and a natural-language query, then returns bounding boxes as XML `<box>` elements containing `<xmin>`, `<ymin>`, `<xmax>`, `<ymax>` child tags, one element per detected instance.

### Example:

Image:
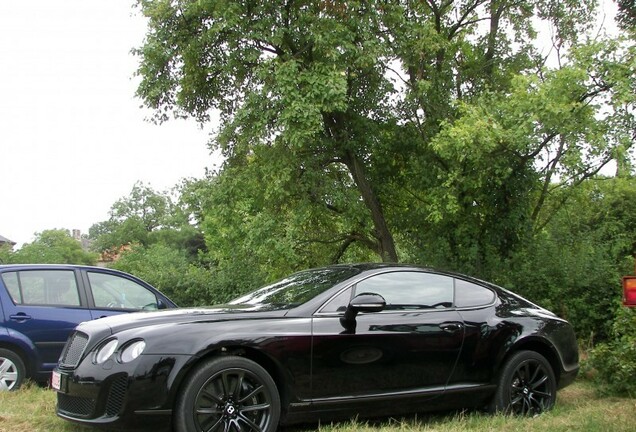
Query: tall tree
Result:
<box><xmin>134</xmin><ymin>0</ymin><xmax>631</xmax><ymax>270</ymax></box>
<box><xmin>89</xmin><ymin>181</ymin><xmax>200</xmax><ymax>255</ymax></box>
<box><xmin>136</xmin><ymin>0</ymin><xmax>402</xmax><ymax>260</ymax></box>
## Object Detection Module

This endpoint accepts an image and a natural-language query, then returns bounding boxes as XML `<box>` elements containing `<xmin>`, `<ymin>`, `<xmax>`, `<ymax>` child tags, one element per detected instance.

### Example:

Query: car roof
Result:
<box><xmin>307</xmin><ymin>262</ymin><xmax>489</xmax><ymax>282</ymax></box>
<box><xmin>0</xmin><ymin>264</ymin><xmax>107</xmax><ymax>271</ymax></box>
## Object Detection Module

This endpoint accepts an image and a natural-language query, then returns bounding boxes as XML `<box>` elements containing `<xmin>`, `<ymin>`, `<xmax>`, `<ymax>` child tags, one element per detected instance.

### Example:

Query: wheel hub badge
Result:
<box><xmin>225</xmin><ymin>404</ymin><xmax>237</xmax><ymax>417</ymax></box>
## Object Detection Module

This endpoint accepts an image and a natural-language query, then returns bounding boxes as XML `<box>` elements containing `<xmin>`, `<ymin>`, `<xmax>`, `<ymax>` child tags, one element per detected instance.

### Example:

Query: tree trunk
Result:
<box><xmin>342</xmin><ymin>149</ymin><xmax>399</xmax><ymax>263</ymax></box>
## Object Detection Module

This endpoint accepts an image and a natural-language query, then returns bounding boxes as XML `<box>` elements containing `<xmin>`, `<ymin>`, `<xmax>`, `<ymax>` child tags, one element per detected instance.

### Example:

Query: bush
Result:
<box><xmin>587</xmin><ymin>304</ymin><xmax>636</xmax><ymax>397</ymax></box>
<box><xmin>110</xmin><ymin>244</ymin><xmax>218</xmax><ymax>306</ymax></box>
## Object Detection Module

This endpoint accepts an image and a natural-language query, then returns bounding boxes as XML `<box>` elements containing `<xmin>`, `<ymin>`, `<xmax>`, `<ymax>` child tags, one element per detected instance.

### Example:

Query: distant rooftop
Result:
<box><xmin>0</xmin><ymin>234</ymin><xmax>16</xmax><ymax>246</ymax></box>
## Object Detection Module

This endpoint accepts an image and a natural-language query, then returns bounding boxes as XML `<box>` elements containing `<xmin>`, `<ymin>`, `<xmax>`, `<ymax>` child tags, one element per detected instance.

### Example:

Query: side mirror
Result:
<box><xmin>623</xmin><ymin>276</ymin><xmax>636</xmax><ymax>307</ymax></box>
<box><xmin>157</xmin><ymin>299</ymin><xmax>168</xmax><ymax>310</ymax></box>
<box><xmin>343</xmin><ymin>293</ymin><xmax>386</xmax><ymax>322</ymax></box>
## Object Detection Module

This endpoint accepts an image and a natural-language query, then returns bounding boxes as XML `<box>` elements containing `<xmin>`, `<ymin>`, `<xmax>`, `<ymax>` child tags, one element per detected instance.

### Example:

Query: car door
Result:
<box><xmin>83</xmin><ymin>269</ymin><xmax>169</xmax><ymax>319</ymax></box>
<box><xmin>0</xmin><ymin>269</ymin><xmax>92</xmax><ymax>371</ymax></box>
<box><xmin>310</xmin><ymin>271</ymin><xmax>465</xmax><ymax>400</ymax></box>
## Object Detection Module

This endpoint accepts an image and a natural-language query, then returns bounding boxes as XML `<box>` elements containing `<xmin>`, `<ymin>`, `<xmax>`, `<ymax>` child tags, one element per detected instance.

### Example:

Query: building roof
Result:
<box><xmin>0</xmin><ymin>234</ymin><xmax>16</xmax><ymax>245</ymax></box>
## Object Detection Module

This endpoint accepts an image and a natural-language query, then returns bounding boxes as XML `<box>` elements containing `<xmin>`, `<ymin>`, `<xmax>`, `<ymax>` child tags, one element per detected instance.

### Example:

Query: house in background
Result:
<box><xmin>0</xmin><ymin>234</ymin><xmax>16</xmax><ymax>250</ymax></box>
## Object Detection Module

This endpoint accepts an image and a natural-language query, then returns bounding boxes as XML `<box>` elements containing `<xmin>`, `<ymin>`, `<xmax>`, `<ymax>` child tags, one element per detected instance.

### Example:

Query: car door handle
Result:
<box><xmin>10</xmin><ymin>313</ymin><xmax>32</xmax><ymax>322</ymax></box>
<box><xmin>439</xmin><ymin>322</ymin><xmax>463</xmax><ymax>332</ymax></box>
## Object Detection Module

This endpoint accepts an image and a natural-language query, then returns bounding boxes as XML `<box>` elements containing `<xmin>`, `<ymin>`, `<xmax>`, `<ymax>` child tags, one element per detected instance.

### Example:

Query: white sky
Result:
<box><xmin>0</xmin><ymin>1</ymin><xmax>220</xmax><ymax>247</ymax></box>
<box><xmin>0</xmin><ymin>1</ymin><xmax>620</xmax><ymax>248</ymax></box>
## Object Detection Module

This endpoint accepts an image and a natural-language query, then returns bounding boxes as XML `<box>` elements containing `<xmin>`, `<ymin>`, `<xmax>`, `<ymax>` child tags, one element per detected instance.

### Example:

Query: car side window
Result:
<box><xmin>354</xmin><ymin>271</ymin><xmax>454</xmax><ymax>310</ymax></box>
<box><xmin>454</xmin><ymin>279</ymin><xmax>495</xmax><ymax>308</ymax></box>
<box><xmin>88</xmin><ymin>272</ymin><xmax>158</xmax><ymax>310</ymax></box>
<box><xmin>321</xmin><ymin>287</ymin><xmax>353</xmax><ymax>313</ymax></box>
<box><xmin>1</xmin><ymin>270</ymin><xmax>80</xmax><ymax>306</ymax></box>
<box><xmin>1</xmin><ymin>272</ymin><xmax>21</xmax><ymax>303</ymax></box>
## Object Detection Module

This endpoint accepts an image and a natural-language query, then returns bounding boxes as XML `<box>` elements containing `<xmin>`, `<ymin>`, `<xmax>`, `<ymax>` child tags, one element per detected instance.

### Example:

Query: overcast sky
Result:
<box><xmin>0</xmin><ymin>1</ymin><xmax>221</xmax><ymax>247</ymax></box>
<box><xmin>0</xmin><ymin>1</ymin><xmax>620</xmax><ymax>248</ymax></box>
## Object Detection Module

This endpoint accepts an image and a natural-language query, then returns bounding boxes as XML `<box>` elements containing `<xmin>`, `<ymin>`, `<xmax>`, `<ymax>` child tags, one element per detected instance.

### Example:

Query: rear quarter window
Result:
<box><xmin>1</xmin><ymin>272</ymin><xmax>21</xmax><ymax>304</ymax></box>
<box><xmin>455</xmin><ymin>279</ymin><xmax>495</xmax><ymax>308</ymax></box>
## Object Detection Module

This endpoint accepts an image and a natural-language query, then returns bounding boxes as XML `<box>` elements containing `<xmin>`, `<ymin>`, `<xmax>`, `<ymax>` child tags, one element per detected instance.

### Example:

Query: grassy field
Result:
<box><xmin>0</xmin><ymin>381</ymin><xmax>633</xmax><ymax>432</ymax></box>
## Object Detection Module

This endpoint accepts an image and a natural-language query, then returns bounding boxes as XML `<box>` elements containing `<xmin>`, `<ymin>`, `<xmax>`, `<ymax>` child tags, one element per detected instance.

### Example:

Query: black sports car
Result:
<box><xmin>53</xmin><ymin>264</ymin><xmax>579</xmax><ymax>431</ymax></box>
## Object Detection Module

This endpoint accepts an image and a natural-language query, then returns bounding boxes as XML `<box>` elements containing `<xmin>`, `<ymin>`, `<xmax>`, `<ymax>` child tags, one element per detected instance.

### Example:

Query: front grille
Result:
<box><xmin>59</xmin><ymin>331</ymin><xmax>89</xmax><ymax>367</ymax></box>
<box><xmin>105</xmin><ymin>375</ymin><xmax>128</xmax><ymax>417</ymax></box>
<box><xmin>57</xmin><ymin>393</ymin><xmax>96</xmax><ymax>417</ymax></box>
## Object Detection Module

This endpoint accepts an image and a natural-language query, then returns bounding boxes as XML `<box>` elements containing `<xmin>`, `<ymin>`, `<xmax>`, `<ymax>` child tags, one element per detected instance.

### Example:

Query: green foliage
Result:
<box><xmin>120</xmin><ymin>2</ymin><xmax>636</xmax><ymax>336</ymax></box>
<box><xmin>616</xmin><ymin>0</ymin><xmax>636</xmax><ymax>30</ymax></box>
<box><xmin>85</xmin><ymin>180</ymin><xmax>222</xmax><ymax>305</ymax></box>
<box><xmin>588</xmin><ymin>305</ymin><xmax>636</xmax><ymax>397</ymax></box>
<box><xmin>89</xmin><ymin>182</ymin><xmax>190</xmax><ymax>252</ymax></box>
<box><xmin>110</xmin><ymin>244</ymin><xmax>217</xmax><ymax>306</ymax></box>
<box><xmin>88</xmin><ymin>181</ymin><xmax>207</xmax><ymax>262</ymax></box>
<box><xmin>200</xmin><ymin>145</ymin><xmax>376</xmax><ymax>287</ymax></box>
<box><xmin>1</xmin><ymin>229</ymin><xmax>97</xmax><ymax>265</ymax></box>
<box><xmin>133</xmin><ymin>0</ymin><xmax>630</xmax><ymax>268</ymax></box>
<box><xmin>0</xmin><ymin>243</ymin><xmax>13</xmax><ymax>264</ymax></box>
<box><xmin>499</xmin><ymin>178</ymin><xmax>636</xmax><ymax>339</ymax></box>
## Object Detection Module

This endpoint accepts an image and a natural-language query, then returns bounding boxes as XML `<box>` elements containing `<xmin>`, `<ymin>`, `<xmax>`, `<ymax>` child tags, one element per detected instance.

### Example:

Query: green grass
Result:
<box><xmin>0</xmin><ymin>381</ymin><xmax>633</xmax><ymax>432</ymax></box>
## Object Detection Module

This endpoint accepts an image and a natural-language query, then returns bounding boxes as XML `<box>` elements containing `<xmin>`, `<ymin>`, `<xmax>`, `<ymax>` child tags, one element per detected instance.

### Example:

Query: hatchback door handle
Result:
<box><xmin>439</xmin><ymin>322</ymin><xmax>463</xmax><ymax>332</ymax></box>
<box><xmin>10</xmin><ymin>313</ymin><xmax>32</xmax><ymax>322</ymax></box>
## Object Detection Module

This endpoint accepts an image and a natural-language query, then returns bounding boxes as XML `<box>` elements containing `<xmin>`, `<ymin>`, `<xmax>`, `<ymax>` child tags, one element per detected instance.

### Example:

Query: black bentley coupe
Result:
<box><xmin>53</xmin><ymin>264</ymin><xmax>579</xmax><ymax>431</ymax></box>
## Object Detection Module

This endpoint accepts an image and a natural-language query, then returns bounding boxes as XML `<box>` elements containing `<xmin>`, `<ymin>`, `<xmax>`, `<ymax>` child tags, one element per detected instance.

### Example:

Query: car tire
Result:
<box><xmin>491</xmin><ymin>350</ymin><xmax>557</xmax><ymax>415</ymax></box>
<box><xmin>174</xmin><ymin>356</ymin><xmax>281</xmax><ymax>432</ymax></box>
<box><xmin>0</xmin><ymin>348</ymin><xmax>26</xmax><ymax>391</ymax></box>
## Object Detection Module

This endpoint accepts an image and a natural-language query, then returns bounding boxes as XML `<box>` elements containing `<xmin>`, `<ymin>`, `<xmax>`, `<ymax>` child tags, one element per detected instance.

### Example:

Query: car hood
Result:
<box><xmin>79</xmin><ymin>304</ymin><xmax>289</xmax><ymax>336</ymax></box>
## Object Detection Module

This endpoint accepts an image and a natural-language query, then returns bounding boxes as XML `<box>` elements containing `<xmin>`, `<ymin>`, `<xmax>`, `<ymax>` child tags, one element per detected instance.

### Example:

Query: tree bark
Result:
<box><xmin>342</xmin><ymin>149</ymin><xmax>399</xmax><ymax>263</ymax></box>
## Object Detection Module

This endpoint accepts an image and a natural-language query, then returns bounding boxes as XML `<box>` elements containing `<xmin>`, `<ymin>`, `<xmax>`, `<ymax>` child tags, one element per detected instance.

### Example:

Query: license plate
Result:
<box><xmin>51</xmin><ymin>371</ymin><xmax>61</xmax><ymax>390</ymax></box>
<box><xmin>51</xmin><ymin>371</ymin><xmax>68</xmax><ymax>393</ymax></box>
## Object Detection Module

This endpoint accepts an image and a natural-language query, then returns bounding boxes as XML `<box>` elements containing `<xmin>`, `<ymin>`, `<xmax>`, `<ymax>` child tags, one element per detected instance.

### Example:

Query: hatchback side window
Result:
<box><xmin>88</xmin><ymin>272</ymin><xmax>158</xmax><ymax>310</ymax></box>
<box><xmin>354</xmin><ymin>271</ymin><xmax>454</xmax><ymax>310</ymax></box>
<box><xmin>2</xmin><ymin>270</ymin><xmax>80</xmax><ymax>306</ymax></box>
<box><xmin>1</xmin><ymin>272</ymin><xmax>21</xmax><ymax>304</ymax></box>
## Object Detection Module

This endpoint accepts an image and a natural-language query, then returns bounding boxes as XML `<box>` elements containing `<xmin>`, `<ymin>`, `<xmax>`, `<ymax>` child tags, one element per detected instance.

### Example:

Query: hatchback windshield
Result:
<box><xmin>230</xmin><ymin>266</ymin><xmax>360</xmax><ymax>308</ymax></box>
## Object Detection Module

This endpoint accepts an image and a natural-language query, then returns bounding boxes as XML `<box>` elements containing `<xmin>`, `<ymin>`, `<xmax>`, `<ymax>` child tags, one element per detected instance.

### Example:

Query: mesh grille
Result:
<box><xmin>105</xmin><ymin>375</ymin><xmax>128</xmax><ymax>417</ymax></box>
<box><xmin>60</xmin><ymin>331</ymin><xmax>89</xmax><ymax>367</ymax></box>
<box><xmin>57</xmin><ymin>393</ymin><xmax>96</xmax><ymax>417</ymax></box>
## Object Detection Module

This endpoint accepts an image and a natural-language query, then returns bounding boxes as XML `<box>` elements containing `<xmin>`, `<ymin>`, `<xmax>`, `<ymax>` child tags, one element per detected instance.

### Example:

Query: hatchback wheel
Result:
<box><xmin>0</xmin><ymin>348</ymin><xmax>26</xmax><ymax>391</ymax></box>
<box><xmin>175</xmin><ymin>356</ymin><xmax>280</xmax><ymax>432</ymax></box>
<box><xmin>492</xmin><ymin>350</ymin><xmax>556</xmax><ymax>415</ymax></box>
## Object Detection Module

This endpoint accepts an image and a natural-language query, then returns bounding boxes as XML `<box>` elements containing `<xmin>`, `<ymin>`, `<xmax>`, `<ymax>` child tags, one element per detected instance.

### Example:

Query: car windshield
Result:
<box><xmin>230</xmin><ymin>266</ymin><xmax>360</xmax><ymax>308</ymax></box>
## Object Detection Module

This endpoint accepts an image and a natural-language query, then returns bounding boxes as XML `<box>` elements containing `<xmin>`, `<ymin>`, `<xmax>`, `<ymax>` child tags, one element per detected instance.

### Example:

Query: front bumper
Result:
<box><xmin>54</xmin><ymin>353</ymin><xmax>193</xmax><ymax>430</ymax></box>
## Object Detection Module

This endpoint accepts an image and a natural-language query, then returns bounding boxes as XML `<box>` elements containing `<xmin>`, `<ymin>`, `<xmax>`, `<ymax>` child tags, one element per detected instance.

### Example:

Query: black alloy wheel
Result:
<box><xmin>175</xmin><ymin>356</ymin><xmax>280</xmax><ymax>432</ymax></box>
<box><xmin>492</xmin><ymin>350</ymin><xmax>557</xmax><ymax>415</ymax></box>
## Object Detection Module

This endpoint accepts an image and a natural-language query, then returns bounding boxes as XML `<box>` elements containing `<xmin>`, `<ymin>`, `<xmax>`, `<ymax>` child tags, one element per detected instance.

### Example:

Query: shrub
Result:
<box><xmin>110</xmin><ymin>244</ymin><xmax>218</xmax><ymax>306</ymax></box>
<box><xmin>587</xmin><ymin>304</ymin><xmax>636</xmax><ymax>397</ymax></box>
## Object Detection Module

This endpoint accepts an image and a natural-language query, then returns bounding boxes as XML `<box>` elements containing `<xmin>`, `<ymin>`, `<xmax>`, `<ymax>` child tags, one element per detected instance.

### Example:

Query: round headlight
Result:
<box><xmin>94</xmin><ymin>339</ymin><xmax>118</xmax><ymax>364</ymax></box>
<box><xmin>120</xmin><ymin>340</ymin><xmax>146</xmax><ymax>363</ymax></box>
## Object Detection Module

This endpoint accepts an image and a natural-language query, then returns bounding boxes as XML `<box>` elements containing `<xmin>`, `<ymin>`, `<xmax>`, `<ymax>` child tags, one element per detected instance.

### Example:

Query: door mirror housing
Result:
<box><xmin>343</xmin><ymin>293</ymin><xmax>386</xmax><ymax>322</ymax></box>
